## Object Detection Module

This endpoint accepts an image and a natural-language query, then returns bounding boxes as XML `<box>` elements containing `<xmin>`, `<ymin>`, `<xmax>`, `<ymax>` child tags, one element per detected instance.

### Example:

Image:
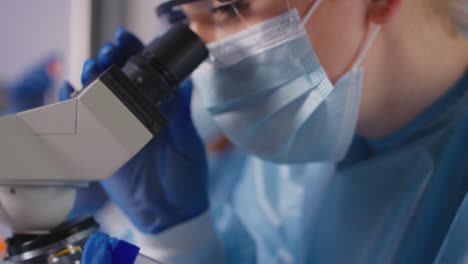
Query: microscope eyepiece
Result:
<box><xmin>99</xmin><ymin>23</ymin><xmax>209</xmax><ymax>134</ymax></box>
<box><xmin>122</xmin><ymin>23</ymin><xmax>209</xmax><ymax>105</ymax></box>
<box><xmin>141</xmin><ymin>23</ymin><xmax>209</xmax><ymax>87</ymax></box>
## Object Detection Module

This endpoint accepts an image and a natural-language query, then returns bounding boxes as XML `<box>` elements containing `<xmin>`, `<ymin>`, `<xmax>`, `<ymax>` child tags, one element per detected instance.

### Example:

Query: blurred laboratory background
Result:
<box><xmin>0</xmin><ymin>0</ymin><xmax>163</xmax><ymax>100</ymax></box>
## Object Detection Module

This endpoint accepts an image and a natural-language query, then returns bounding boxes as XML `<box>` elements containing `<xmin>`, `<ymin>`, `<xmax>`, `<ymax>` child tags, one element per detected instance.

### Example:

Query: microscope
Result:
<box><xmin>0</xmin><ymin>24</ymin><xmax>208</xmax><ymax>263</ymax></box>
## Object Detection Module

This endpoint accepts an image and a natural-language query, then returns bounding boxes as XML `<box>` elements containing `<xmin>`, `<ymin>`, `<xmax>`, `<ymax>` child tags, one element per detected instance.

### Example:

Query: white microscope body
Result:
<box><xmin>0</xmin><ymin>77</ymin><xmax>153</xmax><ymax>233</ymax></box>
<box><xmin>0</xmin><ymin>23</ymin><xmax>208</xmax><ymax>235</ymax></box>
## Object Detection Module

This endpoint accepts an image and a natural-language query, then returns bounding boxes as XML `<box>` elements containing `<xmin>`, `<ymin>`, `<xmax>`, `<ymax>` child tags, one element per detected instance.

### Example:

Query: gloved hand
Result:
<box><xmin>82</xmin><ymin>232</ymin><xmax>159</xmax><ymax>264</ymax></box>
<box><xmin>60</xmin><ymin>28</ymin><xmax>209</xmax><ymax>234</ymax></box>
<box><xmin>82</xmin><ymin>232</ymin><xmax>117</xmax><ymax>264</ymax></box>
<box><xmin>5</xmin><ymin>56</ymin><xmax>59</xmax><ymax>114</ymax></box>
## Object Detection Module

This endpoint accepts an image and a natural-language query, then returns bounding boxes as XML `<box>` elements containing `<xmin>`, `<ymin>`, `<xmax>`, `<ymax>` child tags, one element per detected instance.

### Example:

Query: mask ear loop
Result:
<box><xmin>301</xmin><ymin>0</ymin><xmax>322</xmax><ymax>26</ymax></box>
<box><xmin>351</xmin><ymin>25</ymin><xmax>381</xmax><ymax>71</ymax></box>
<box><xmin>299</xmin><ymin>0</ymin><xmax>381</xmax><ymax>72</ymax></box>
<box><xmin>231</xmin><ymin>2</ymin><xmax>247</xmax><ymax>24</ymax></box>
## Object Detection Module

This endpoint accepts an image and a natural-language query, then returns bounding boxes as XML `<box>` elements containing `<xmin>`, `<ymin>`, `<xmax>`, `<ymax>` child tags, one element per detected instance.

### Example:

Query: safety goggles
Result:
<box><xmin>156</xmin><ymin>0</ymin><xmax>295</xmax><ymax>43</ymax></box>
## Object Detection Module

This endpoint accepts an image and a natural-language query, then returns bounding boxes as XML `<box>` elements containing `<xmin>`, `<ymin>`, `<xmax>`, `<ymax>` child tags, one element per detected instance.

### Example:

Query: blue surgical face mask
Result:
<box><xmin>190</xmin><ymin>91</ymin><xmax>223</xmax><ymax>145</ymax></box>
<box><xmin>192</xmin><ymin>4</ymin><xmax>380</xmax><ymax>163</ymax></box>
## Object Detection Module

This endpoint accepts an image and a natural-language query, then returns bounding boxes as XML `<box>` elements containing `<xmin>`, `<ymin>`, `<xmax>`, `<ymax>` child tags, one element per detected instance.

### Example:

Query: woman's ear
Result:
<box><xmin>367</xmin><ymin>0</ymin><xmax>403</xmax><ymax>24</ymax></box>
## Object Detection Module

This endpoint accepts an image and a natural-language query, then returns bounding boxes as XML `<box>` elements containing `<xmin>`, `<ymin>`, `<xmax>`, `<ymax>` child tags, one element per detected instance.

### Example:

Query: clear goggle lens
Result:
<box><xmin>157</xmin><ymin>0</ymin><xmax>292</xmax><ymax>43</ymax></box>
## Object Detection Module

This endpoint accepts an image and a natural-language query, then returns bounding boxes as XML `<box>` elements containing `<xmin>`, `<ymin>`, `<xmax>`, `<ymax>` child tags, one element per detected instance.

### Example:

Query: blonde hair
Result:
<box><xmin>444</xmin><ymin>0</ymin><xmax>468</xmax><ymax>38</ymax></box>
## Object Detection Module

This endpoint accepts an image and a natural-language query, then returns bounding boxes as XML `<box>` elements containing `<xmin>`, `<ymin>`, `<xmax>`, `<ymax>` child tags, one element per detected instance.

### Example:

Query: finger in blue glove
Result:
<box><xmin>82</xmin><ymin>232</ymin><xmax>119</xmax><ymax>264</ymax></box>
<box><xmin>59</xmin><ymin>81</ymin><xmax>74</xmax><ymax>102</ymax></box>
<box><xmin>81</xmin><ymin>28</ymin><xmax>144</xmax><ymax>86</ymax></box>
<box><xmin>61</xmin><ymin>27</ymin><xmax>144</xmax><ymax>98</ymax></box>
<box><xmin>114</xmin><ymin>27</ymin><xmax>144</xmax><ymax>59</ymax></box>
<box><xmin>98</xmin><ymin>42</ymin><xmax>125</xmax><ymax>72</ymax></box>
<box><xmin>83</xmin><ymin>232</ymin><xmax>159</xmax><ymax>264</ymax></box>
<box><xmin>81</xmin><ymin>59</ymin><xmax>100</xmax><ymax>86</ymax></box>
<box><xmin>95</xmin><ymin>28</ymin><xmax>144</xmax><ymax>76</ymax></box>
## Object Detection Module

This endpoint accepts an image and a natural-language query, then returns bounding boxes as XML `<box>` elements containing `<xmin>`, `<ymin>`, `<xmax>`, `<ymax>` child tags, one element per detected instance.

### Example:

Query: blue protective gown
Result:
<box><xmin>210</xmin><ymin>73</ymin><xmax>468</xmax><ymax>263</ymax></box>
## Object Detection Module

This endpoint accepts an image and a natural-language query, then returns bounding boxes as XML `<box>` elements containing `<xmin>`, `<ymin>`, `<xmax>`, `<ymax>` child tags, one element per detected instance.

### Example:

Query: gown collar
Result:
<box><xmin>364</xmin><ymin>73</ymin><xmax>468</xmax><ymax>153</ymax></box>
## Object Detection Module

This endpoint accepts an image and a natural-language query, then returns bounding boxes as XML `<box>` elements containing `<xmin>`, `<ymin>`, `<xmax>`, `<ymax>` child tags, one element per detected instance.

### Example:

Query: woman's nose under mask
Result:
<box><xmin>192</xmin><ymin>5</ymin><xmax>379</xmax><ymax>163</ymax></box>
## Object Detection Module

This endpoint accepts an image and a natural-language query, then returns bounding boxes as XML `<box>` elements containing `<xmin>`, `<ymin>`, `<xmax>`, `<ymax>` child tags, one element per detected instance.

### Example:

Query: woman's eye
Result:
<box><xmin>211</xmin><ymin>0</ymin><xmax>249</xmax><ymax>20</ymax></box>
<box><xmin>212</xmin><ymin>4</ymin><xmax>236</xmax><ymax>17</ymax></box>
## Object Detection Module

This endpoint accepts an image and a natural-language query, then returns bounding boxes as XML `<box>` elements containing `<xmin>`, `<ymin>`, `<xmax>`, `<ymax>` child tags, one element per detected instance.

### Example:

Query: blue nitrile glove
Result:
<box><xmin>83</xmin><ymin>232</ymin><xmax>156</xmax><ymax>264</ymax></box>
<box><xmin>82</xmin><ymin>232</ymin><xmax>117</xmax><ymax>264</ymax></box>
<box><xmin>5</xmin><ymin>57</ymin><xmax>58</xmax><ymax>114</ymax></box>
<box><xmin>60</xmin><ymin>28</ymin><xmax>209</xmax><ymax>234</ymax></box>
<box><xmin>66</xmin><ymin>182</ymin><xmax>109</xmax><ymax>220</ymax></box>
